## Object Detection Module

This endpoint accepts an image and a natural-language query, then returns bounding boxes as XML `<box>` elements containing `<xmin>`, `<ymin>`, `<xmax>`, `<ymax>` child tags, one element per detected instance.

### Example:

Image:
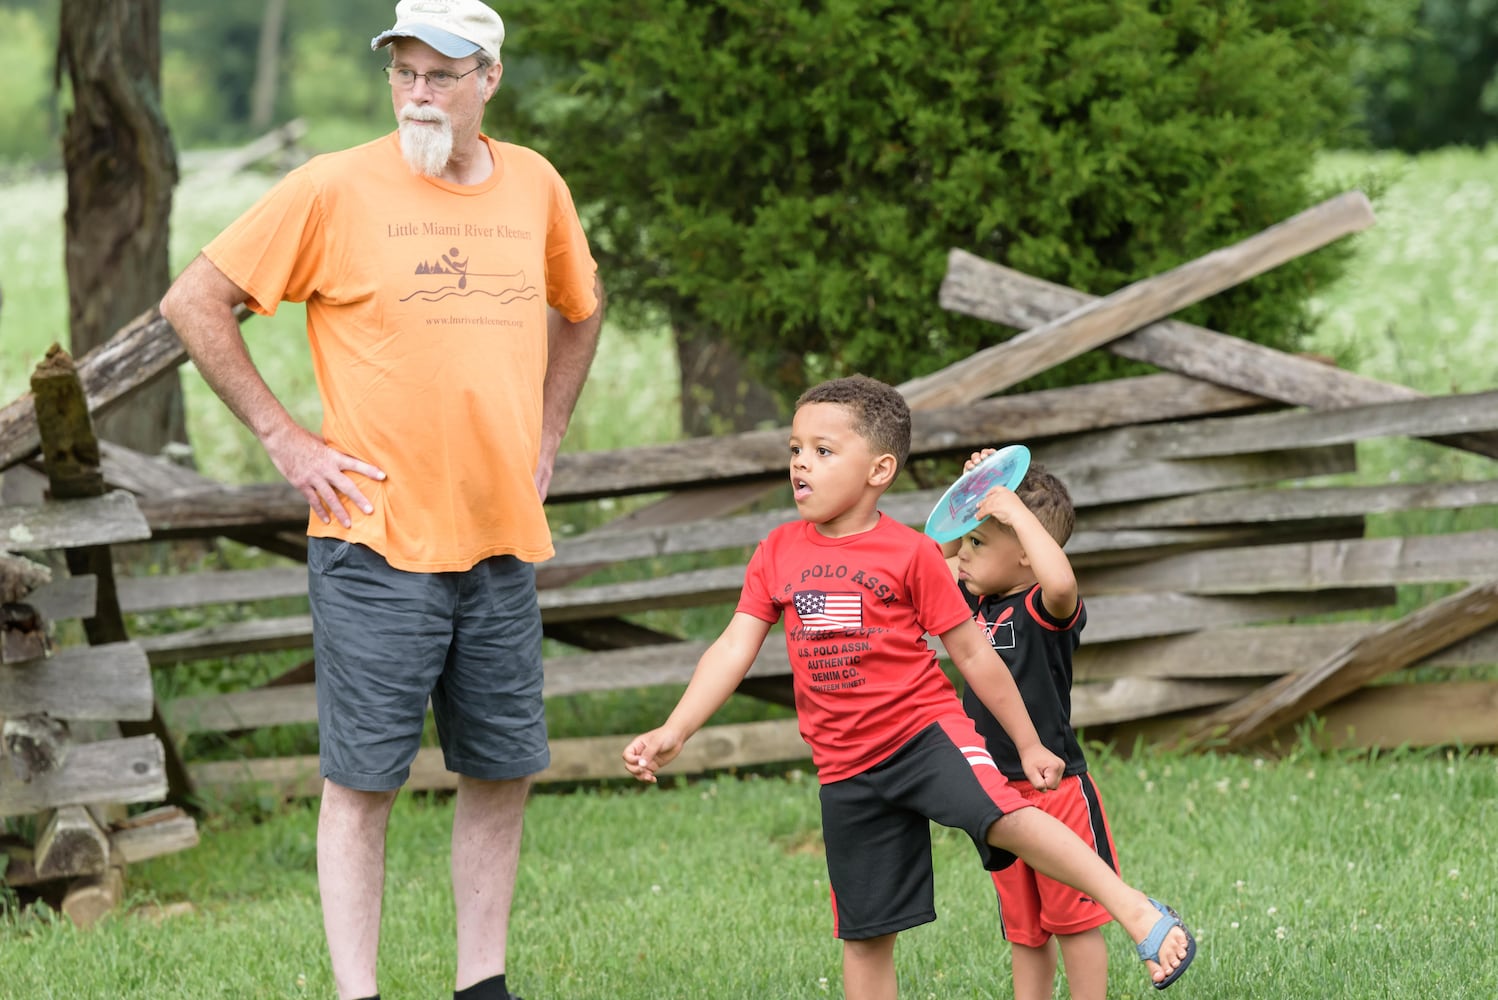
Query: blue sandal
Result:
<box><xmin>1136</xmin><ymin>898</ymin><xmax>1196</xmax><ymax>990</ymax></box>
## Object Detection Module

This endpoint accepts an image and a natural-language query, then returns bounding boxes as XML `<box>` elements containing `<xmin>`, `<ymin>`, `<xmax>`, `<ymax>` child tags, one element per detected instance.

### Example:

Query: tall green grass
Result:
<box><xmin>4</xmin><ymin>744</ymin><xmax>1495</xmax><ymax>998</ymax></box>
<box><xmin>1311</xmin><ymin>147</ymin><xmax>1498</xmax><ymax>402</ymax></box>
<box><xmin>1308</xmin><ymin>146</ymin><xmax>1498</xmax><ymax>618</ymax></box>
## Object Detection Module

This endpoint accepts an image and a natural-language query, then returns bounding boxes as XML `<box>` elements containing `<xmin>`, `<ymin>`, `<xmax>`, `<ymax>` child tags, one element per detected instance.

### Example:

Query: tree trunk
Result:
<box><xmin>249</xmin><ymin>0</ymin><xmax>289</xmax><ymax>132</ymax></box>
<box><xmin>59</xmin><ymin>0</ymin><xmax>183</xmax><ymax>457</ymax></box>
<box><xmin>672</xmin><ymin>316</ymin><xmax>784</xmax><ymax>437</ymax></box>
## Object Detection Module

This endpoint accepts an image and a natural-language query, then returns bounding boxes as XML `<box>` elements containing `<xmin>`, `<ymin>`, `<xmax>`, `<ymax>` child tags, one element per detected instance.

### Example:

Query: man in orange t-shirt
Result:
<box><xmin>159</xmin><ymin>3</ymin><xmax>603</xmax><ymax>998</ymax></box>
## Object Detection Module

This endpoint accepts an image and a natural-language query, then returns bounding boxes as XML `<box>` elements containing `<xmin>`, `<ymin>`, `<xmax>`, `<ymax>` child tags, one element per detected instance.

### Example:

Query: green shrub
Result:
<box><xmin>498</xmin><ymin>0</ymin><xmax>1395</xmax><ymax>399</ymax></box>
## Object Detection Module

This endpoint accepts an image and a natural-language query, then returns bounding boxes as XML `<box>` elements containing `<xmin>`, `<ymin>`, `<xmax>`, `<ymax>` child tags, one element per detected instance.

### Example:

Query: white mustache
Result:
<box><xmin>400</xmin><ymin>103</ymin><xmax>450</xmax><ymax>126</ymax></box>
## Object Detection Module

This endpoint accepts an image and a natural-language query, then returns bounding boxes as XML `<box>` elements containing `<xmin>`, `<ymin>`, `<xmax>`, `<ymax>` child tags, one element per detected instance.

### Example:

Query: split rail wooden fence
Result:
<box><xmin>1</xmin><ymin>351</ymin><xmax>198</xmax><ymax>922</ymax></box>
<box><xmin>3</xmin><ymin>189</ymin><xmax>1495</xmax><ymax>810</ymax></box>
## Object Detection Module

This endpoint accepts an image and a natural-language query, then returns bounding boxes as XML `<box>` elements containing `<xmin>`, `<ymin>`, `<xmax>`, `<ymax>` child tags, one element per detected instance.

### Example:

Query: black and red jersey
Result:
<box><xmin>963</xmin><ymin>584</ymin><xmax>1089</xmax><ymax>781</ymax></box>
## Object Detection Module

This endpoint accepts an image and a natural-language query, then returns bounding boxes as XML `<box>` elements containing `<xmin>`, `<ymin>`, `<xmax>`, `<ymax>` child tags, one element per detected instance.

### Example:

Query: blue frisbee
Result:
<box><xmin>923</xmin><ymin>444</ymin><xmax>1032</xmax><ymax>543</ymax></box>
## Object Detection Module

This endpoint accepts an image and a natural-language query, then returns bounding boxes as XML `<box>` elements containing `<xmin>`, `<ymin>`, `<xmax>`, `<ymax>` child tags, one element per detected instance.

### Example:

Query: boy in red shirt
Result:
<box><xmin>622</xmin><ymin>376</ymin><xmax>1195</xmax><ymax>997</ymax></box>
<box><xmin>941</xmin><ymin>455</ymin><xmax>1126</xmax><ymax>999</ymax></box>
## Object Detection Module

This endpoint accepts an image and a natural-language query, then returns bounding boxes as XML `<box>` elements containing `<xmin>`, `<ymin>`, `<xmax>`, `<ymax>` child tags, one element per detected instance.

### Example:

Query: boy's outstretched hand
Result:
<box><xmin>1020</xmin><ymin>744</ymin><xmax>1065</xmax><ymax>791</ymax></box>
<box><xmin>622</xmin><ymin>727</ymin><xmax>685</xmax><ymax>783</ymax></box>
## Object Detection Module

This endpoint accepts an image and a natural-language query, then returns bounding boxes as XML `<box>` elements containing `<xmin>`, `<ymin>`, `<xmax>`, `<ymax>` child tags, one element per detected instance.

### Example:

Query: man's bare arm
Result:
<box><xmin>159</xmin><ymin>254</ymin><xmax>384</xmax><ymax>526</ymax></box>
<box><xmin>535</xmin><ymin>275</ymin><xmax>605</xmax><ymax>499</ymax></box>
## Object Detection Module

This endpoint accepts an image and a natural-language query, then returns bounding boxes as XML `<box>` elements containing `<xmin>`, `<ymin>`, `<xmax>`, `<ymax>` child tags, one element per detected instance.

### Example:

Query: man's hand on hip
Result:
<box><xmin>263</xmin><ymin>423</ymin><xmax>386</xmax><ymax>528</ymax></box>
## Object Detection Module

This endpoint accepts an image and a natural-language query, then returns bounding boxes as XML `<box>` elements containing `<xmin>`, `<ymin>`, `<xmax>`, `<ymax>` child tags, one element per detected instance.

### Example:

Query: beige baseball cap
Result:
<box><xmin>371</xmin><ymin>0</ymin><xmax>505</xmax><ymax>63</ymax></box>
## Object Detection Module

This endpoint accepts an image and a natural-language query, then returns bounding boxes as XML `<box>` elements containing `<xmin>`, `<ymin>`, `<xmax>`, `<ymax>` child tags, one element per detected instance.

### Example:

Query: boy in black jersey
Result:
<box><xmin>941</xmin><ymin>456</ymin><xmax>1142</xmax><ymax>1000</ymax></box>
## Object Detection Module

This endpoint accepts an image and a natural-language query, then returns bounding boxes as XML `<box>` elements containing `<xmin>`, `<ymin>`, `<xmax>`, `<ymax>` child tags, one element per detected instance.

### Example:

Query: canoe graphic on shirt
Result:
<box><xmin>401</xmin><ymin>250</ymin><xmax>540</xmax><ymax>304</ymax></box>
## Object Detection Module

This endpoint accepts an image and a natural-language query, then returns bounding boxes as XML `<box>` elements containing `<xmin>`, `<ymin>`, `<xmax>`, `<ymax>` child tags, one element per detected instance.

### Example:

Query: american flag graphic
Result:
<box><xmin>793</xmin><ymin>590</ymin><xmax>863</xmax><ymax>631</ymax></box>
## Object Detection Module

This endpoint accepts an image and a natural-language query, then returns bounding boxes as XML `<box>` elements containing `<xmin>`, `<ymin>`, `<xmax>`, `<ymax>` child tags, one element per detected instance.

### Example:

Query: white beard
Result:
<box><xmin>398</xmin><ymin>104</ymin><xmax>455</xmax><ymax>177</ymax></box>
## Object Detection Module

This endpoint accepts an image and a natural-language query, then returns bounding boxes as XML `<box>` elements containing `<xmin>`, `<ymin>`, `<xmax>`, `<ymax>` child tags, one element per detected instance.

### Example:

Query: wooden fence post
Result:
<box><xmin>29</xmin><ymin>345</ymin><xmax>194</xmax><ymax>805</ymax></box>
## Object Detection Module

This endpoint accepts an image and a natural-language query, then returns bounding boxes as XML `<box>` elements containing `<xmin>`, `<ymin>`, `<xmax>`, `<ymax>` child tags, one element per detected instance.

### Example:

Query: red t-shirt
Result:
<box><xmin>737</xmin><ymin>514</ymin><xmax>974</xmax><ymax>783</ymax></box>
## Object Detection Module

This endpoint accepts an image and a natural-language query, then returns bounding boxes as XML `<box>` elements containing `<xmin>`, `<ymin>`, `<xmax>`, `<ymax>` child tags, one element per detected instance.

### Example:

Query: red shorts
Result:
<box><xmin>991</xmin><ymin>772</ymin><xmax>1118</xmax><ymax>947</ymax></box>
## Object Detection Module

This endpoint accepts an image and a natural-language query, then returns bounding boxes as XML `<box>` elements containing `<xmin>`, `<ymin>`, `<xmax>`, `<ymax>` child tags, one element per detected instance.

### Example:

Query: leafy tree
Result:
<box><xmin>158</xmin><ymin>1</ymin><xmax>265</xmax><ymax>143</ymax></box>
<box><xmin>497</xmin><ymin>0</ymin><xmax>1396</xmax><ymax>401</ymax></box>
<box><xmin>287</xmin><ymin>25</ymin><xmax>390</xmax><ymax>126</ymax></box>
<box><xmin>160</xmin><ymin>0</ymin><xmax>393</xmax><ymax>144</ymax></box>
<box><xmin>60</xmin><ymin>0</ymin><xmax>182</xmax><ymax>453</ymax></box>
<box><xmin>1357</xmin><ymin>0</ymin><xmax>1498</xmax><ymax>150</ymax></box>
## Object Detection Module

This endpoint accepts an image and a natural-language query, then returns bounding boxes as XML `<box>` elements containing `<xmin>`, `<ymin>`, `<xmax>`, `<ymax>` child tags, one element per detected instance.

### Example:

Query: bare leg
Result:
<box><xmin>318</xmin><ymin>780</ymin><xmax>399</xmax><ymax>1000</ymax></box>
<box><xmin>1011</xmin><ymin>939</ymin><xmax>1058</xmax><ymax>1000</ymax></box>
<box><xmin>989</xmin><ymin>809</ymin><xmax>1190</xmax><ymax>985</ymax></box>
<box><xmin>1057</xmin><ymin>928</ymin><xmax>1109</xmax><ymax>1000</ymax></box>
<box><xmin>453</xmin><ymin>774</ymin><xmax>533</xmax><ymax>990</ymax></box>
<box><xmin>842</xmin><ymin>933</ymin><xmax>898</xmax><ymax>1000</ymax></box>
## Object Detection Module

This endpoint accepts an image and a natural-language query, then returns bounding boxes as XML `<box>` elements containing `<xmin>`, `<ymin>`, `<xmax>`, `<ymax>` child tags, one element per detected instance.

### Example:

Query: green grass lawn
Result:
<box><xmin>4</xmin><ymin>744</ymin><xmax>1495</xmax><ymax>998</ymax></box>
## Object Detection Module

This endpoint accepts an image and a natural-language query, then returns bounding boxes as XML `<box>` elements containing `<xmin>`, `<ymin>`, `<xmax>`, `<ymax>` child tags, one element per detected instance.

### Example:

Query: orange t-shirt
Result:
<box><xmin>204</xmin><ymin>133</ymin><xmax>598</xmax><ymax>571</ymax></box>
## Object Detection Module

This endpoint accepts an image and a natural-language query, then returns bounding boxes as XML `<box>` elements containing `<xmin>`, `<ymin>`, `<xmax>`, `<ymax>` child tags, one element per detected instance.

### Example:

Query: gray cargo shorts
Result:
<box><xmin>307</xmin><ymin>538</ymin><xmax>549</xmax><ymax>792</ymax></box>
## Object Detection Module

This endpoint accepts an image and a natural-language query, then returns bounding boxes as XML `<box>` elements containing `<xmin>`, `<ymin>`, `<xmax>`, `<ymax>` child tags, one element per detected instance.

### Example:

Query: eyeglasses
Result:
<box><xmin>383</xmin><ymin>64</ymin><xmax>481</xmax><ymax>92</ymax></box>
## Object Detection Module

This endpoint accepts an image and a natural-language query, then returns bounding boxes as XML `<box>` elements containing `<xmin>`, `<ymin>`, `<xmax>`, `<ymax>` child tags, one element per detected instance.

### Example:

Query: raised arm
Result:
<box><xmin>941</xmin><ymin>618</ymin><xmax>1063</xmax><ymax>789</ymax></box>
<box><xmin>535</xmin><ymin>275</ymin><xmax>606</xmax><ymax>499</ymax></box>
<box><xmin>159</xmin><ymin>254</ymin><xmax>385</xmax><ymax>527</ymax></box>
<box><xmin>622</xmin><ymin>611</ymin><xmax>772</xmax><ymax>783</ymax></box>
<box><xmin>975</xmin><ymin>487</ymin><xmax>1078</xmax><ymax>620</ymax></box>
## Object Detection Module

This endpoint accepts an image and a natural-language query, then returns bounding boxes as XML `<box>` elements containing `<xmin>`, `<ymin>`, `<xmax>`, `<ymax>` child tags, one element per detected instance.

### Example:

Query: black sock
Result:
<box><xmin>455</xmin><ymin>973</ymin><xmax>508</xmax><ymax>999</ymax></box>
<box><xmin>354</xmin><ymin>995</ymin><xmax>380</xmax><ymax>1000</ymax></box>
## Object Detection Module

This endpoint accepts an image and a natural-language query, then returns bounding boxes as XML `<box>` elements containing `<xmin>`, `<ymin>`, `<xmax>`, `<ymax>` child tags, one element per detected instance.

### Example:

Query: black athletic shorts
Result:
<box><xmin>818</xmin><ymin>719</ymin><xmax>1033</xmax><ymax>939</ymax></box>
